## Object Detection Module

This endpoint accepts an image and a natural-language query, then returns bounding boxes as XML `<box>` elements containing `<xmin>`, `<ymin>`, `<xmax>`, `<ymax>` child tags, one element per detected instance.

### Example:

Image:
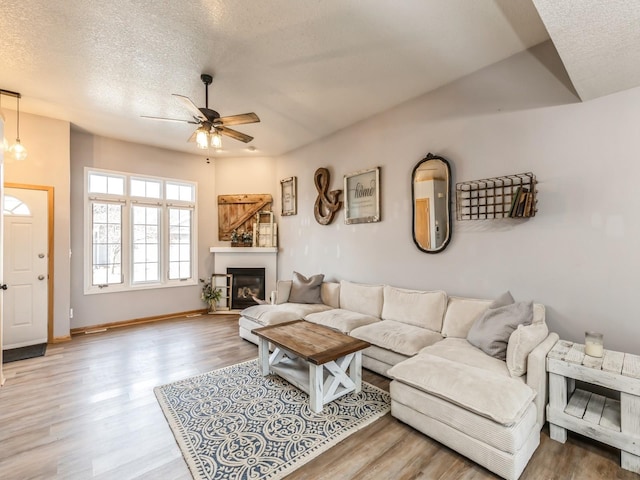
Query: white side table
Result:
<box><xmin>546</xmin><ymin>340</ymin><xmax>640</xmax><ymax>474</ymax></box>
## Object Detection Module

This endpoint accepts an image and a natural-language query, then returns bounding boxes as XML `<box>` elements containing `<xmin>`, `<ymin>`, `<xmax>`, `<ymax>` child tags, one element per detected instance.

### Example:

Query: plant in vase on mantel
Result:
<box><xmin>200</xmin><ymin>278</ymin><xmax>222</xmax><ymax>313</ymax></box>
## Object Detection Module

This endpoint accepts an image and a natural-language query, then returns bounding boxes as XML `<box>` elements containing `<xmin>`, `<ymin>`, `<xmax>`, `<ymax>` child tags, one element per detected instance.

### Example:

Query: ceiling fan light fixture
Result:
<box><xmin>195</xmin><ymin>126</ymin><xmax>209</xmax><ymax>149</ymax></box>
<box><xmin>210</xmin><ymin>130</ymin><xmax>222</xmax><ymax>149</ymax></box>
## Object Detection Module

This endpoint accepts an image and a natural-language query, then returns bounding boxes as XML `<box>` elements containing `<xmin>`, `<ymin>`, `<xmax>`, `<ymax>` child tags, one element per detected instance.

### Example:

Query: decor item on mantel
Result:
<box><xmin>253</xmin><ymin>211</ymin><xmax>277</xmax><ymax>247</ymax></box>
<box><xmin>314</xmin><ymin>167</ymin><xmax>342</xmax><ymax>225</ymax></box>
<box><xmin>456</xmin><ymin>172</ymin><xmax>537</xmax><ymax>220</ymax></box>
<box><xmin>230</xmin><ymin>229</ymin><xmax>253</xmax><ymax>247</ymax></box>
<box><xmin>218</xmin><ymin>194</ymin><xmax>272</xmax><ymax>241</ymax></box>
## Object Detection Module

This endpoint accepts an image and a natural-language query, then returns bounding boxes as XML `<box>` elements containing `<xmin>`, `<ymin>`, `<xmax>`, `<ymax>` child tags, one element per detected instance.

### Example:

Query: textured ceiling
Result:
<box><xmin>1</xmin><ymin>1</ymin><xmax>635</xmax><ymax>158</ymax></box>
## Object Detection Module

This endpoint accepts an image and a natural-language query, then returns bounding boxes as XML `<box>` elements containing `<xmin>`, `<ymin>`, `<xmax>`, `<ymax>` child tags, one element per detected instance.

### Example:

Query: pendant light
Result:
<box><xmin>9</xmin><ymin>94</ymin><xmax>27</xmax><ymax>161</ymax></box>
<box><xmin>0</xmin><ymin>89</ymin><xmax>27</xmax><ymax>161</ymax></box>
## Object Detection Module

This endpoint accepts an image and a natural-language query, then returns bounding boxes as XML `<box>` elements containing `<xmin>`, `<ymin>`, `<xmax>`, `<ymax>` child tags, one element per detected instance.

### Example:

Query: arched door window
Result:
<box><xmin>3</xmin><ymin>194</ymin><xmax>31</xmax><ymax>216</ymax></box>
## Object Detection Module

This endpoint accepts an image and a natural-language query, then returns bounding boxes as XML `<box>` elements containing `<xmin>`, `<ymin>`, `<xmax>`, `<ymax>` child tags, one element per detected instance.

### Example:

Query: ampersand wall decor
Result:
<box><xmin>314</xmin><ymin>167</ymin><xmax>342</xmax><ymax>225</ymax></box>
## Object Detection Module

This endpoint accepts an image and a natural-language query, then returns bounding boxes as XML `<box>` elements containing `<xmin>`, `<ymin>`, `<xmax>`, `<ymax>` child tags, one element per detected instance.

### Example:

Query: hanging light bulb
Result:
<box><xmin>9</xmin><ymin>94</ymin><xmax>27</xmax><ymax>161</ymax></box>
<box><xmin>195</xmin><ymin>126</ymin><xmax>209</xmax><ymax>149</ymax></box>
<box><xmin>210</xmin><ymin>129</ymin><xmax>222</xmax><ymax>149</ymax></box>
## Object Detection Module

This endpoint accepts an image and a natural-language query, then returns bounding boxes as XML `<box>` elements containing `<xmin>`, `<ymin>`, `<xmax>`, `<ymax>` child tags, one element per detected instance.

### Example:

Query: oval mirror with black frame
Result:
<box><xmin>412</xmin><ymin>153</ymin><xmax>452</xmax><ymax>253</ymax></box>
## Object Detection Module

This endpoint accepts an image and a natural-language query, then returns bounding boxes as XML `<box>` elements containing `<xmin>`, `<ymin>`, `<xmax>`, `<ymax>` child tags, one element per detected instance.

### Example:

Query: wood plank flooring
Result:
<box><xmin>0</xmin><ymin>315</ymin><xmax>636</xmax><ymax>480</ymax></box>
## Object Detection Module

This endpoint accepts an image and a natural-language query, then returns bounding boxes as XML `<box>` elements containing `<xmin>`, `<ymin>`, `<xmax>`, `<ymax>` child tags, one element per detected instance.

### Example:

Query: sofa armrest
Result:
<box><xmin>526</xmin><ymin>332</ymin><xmax>559</xmax><ymax>427</ymax></box>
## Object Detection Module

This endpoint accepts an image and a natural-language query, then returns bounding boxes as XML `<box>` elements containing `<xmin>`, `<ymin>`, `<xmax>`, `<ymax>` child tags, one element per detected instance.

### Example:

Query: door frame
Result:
<box><xmin>4</xmin><ymin>183</ymin><xmax>54</xmax><ymax>343</ymax></box>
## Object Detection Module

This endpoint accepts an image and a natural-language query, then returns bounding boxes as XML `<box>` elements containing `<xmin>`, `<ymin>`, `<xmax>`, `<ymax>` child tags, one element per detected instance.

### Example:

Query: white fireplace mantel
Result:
<box><xmin>209</xmin><ymin>247</ymin><xmax>278</xmax><ymax>306</ymax></box>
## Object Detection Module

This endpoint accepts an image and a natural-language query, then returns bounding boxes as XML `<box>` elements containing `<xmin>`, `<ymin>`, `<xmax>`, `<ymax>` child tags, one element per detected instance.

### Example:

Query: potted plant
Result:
<box><xmin>200</xmin><ymin>277</ymin><xmax>222</xmax><ymax>313</ymax></box>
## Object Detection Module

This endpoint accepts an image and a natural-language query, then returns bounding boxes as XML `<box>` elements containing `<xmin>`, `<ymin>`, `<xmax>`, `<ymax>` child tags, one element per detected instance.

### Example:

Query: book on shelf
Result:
<box><xmin>508</xmin><ymin>186</ymin><xmax>522</xmax><ymax>217</ymax></box>
<box><xmin>523</xmin><ymin>190</ymin><xmax>534</xmax><ymax>217</ymax></box>
<box><xmin>513</xmin><ymin>187</ymin><xmax>529</xmax><ymax>217</ymax></box>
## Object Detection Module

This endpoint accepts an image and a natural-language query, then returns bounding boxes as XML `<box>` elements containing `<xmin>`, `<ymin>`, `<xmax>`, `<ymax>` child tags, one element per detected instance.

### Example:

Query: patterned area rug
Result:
<box><xmin>154</xmin><ymin>359</ymin><xmax>390</xmax><ymax>480</ymax></box>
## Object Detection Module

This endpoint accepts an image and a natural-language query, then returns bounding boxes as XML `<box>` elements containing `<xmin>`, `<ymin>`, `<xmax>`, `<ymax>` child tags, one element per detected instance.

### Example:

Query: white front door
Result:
<box><xmin>2</xmin><ymin>188</ymin><xmax>48</xmax><ymax>349</ymax></box>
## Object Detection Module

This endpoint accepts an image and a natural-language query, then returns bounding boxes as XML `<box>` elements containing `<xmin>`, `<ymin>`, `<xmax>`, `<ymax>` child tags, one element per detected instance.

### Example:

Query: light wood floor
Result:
<box><xmin>0</xmin><ymin>315</ymin><xmax>636</xmax><ymax>480</ymax></box>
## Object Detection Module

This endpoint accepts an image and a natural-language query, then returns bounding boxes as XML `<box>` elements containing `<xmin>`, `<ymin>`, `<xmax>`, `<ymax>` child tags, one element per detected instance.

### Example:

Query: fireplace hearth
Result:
<box><xmin>228</xmin><ymin>267</ymin><xmax>266</xmax><ymax>309</ymax></box>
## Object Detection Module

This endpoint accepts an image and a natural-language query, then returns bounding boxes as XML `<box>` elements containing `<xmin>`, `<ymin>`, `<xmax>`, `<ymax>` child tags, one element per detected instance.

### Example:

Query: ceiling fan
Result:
<box><xmin>142</xmin><ymin>73</ymin><xmax>260</xmax><ymax>150</ymax></box>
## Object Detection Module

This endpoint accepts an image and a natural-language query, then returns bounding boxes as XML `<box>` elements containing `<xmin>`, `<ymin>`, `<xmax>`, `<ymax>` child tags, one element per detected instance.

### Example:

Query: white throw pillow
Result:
<box><xmin>506</xmin><ymin>322</ymin><xmax>549</xmax><ymax>377</ymax></box>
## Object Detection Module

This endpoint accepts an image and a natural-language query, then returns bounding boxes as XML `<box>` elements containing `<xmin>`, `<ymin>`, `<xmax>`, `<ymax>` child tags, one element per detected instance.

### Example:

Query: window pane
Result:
<box><xmin>168</xmin><ymin>207</ymin><xmax>191</xmax><ymax>280</ymax></box>
<box><xmin>89</xmin><ymin>173</ymin><xmax>124</xmax><ymax>195</ymax></box>
<box><xmin>166</xmin><ymin>182</ymin><xmax>194</xmax><ymax>202</ymax></box>
<box><xmin>131</xmin><ymin>178</ymin><xmax>161</xmax><ymax>199</ymax></box>
<box><xmin>91</xmin><ymin>202</ymin><xmax>122</xmax><ymax>285</ymax></box>
<box><xmin>132</xmin><ymin>205</ymin><xmax>160</xmax><ymax>284</ymax></box>
<box><xmin>89</xmin><ymin>174</ymin><xmax>107</xmax><ymax>193</ymax></box>
<box><xmin>108</xmin><ymin>177</ymin><xmax>124</xmax><ymax>195</ymax></box>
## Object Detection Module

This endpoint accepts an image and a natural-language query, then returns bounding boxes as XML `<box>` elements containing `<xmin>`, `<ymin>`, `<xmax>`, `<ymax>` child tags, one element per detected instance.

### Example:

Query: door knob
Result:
<box><xmin>38</xmin><ymin>275</ymin><xmax>45</xmax><ymax>281</ymax></box>
<box><xmin>0</xmin><ymin>284</ymin><xmax>7</xmax><ymax>290</ymax></box>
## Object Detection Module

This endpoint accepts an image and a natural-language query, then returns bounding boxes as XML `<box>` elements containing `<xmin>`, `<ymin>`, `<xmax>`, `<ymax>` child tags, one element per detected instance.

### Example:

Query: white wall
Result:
<box><xmin>275</xmin><ymin>41</ymin><xmax>640</xmax><ymax>354</ymax></box>
<box><xmin>3</xmin><ymin>110</ymin><xmax>71</xmax><ymax>340</ymax></box>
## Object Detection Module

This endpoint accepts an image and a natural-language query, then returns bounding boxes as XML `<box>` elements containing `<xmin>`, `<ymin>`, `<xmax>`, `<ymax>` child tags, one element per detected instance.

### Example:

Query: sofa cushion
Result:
<box><xmin>381</xmin><ymin>286</ymin><xmax>447</xmax><ymax>332</ymax></box>
<box><xmin>388</xmin><ymin>353</ymin><xmax>536</xmax><ymax>426</ymax></box>
<box><xmin>321</xmin><ymin>282</ymin><xmax>341</xmax><ymax>308</ymax></box>
<box><xmin>420</xmin><ymin>337</ymin><xmax>511</xmax><ymax>377</ymax></box>
<box><xmin>241</xmin><ymin>303</ymin><xmax>331</xmax><ymax>326</ymax></box>
<box><xmin>288</xmin><ymin>271</ymin><xmax>324</xmax><ymax>304</ymax></box>
<box><xmin>506</xmin><ymin>322</ymin><xmax>549</xmax><ymax>377</ymax></box>
<box><xmin>351</xmin><ymin>320</ymin><xmax>443</xmax><ymax>356</ymax></box>
<box><xmin>304</xmin><ymin>308</ymin><xmax>379</xmax><ymax>334</ymax></box>
<box><xmin>467</xmin><ymin>298</ymin><xmax>533</xmax><ymax>360</ymax></box>
<box><xmin>390</xmin><ymin>380</ymin><xmax>538</xmax><ymax>454</ymax></box>
<box><xmin>441</xmin><ymin>297</ymin><xmax>492</xmax><ymax>338</ymax></box>
<box><xmin>339</xmin><ymin>280</ymin><xmax>384</xmax><ymax>317</ymax></box>
<box><xmin>275</xmin><ymin>280</ymin><xmax>292</xmax><ymax>305</ymax></box>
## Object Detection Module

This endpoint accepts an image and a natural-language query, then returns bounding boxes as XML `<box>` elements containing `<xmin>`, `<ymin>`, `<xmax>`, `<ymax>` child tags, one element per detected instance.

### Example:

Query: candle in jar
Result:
<box><xmin>585</xmin><ymin>339</ymin><xmax>604</xmax><ymax>357</ymax></box>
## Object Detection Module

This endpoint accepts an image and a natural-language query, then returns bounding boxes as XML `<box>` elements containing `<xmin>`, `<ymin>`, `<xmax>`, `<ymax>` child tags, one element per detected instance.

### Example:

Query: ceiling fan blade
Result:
<box><xmin>220</xmin><ymin>126</ymin><xmax>254</xmax><ymax>143</ymax></box>
<box><xmin>217</xmin><ymin>112</ymin><xmax>260</xmax><ymax>126</ymax></box>
<box><xmin>172</xmin><ymin>94</ymin><xmax>207</xmax><ymax>122</ymax></box>
<box><xmin>141</xmin><ymin>115</ymin><xmax>200</xmax><ymax>124</ymax></box>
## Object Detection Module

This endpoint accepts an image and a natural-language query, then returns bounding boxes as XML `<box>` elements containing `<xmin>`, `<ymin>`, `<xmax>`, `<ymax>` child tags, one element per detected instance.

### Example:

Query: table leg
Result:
<box><xmin>309</xmin><ymin>363</ymin><xmax>324</xmax><ymax>413</ymax></box>
<box><xmin>621</xmin><ymin>392</ymin><xmax>640</xmax><ymax>473</ymax></box>
<box><xmin>351</xmin><ymin>351</ymin><xmax>362</xmax><ymax>394</ymax></box>
<box><xmin>549</xmin><ymin>372</ymin><xmax>568</xmax><ymax>443</ymax></box>
<box><xmin>258</xmin><ymin>338</ymin><xmax>270</xmax><ymax>376</ymax></box>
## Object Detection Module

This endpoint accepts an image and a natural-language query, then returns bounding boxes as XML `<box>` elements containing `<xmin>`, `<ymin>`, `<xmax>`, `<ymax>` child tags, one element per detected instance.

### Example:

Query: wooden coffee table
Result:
<box><xmin>252</xmin><ymin>320</ymin><xmax>370</xmax><ymax>413</ymax></box>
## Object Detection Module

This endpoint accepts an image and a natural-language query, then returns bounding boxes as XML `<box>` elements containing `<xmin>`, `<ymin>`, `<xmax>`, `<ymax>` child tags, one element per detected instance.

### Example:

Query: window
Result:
<box><xmin>85</xmin><ymin>168</ymin><xmax>197</xmax><ymax>294</ymax></box>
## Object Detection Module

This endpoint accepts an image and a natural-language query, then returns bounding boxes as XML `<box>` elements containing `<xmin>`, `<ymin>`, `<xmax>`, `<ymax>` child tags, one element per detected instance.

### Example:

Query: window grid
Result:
<box><xmin>132</xmin><ymin>205</ymin><xmax>160</xmax><ymax>283</ymax></box>
<box><xmin>92</xmin><ymin>202</ymin><xmax>123</xmax><ymax>286</ymax></box>
<box><xmin>85</xmin><ymin>168</ymin><xmax>197</xmax><ymax>294</ymax></box>
<box><xmin>169</xmin><ymin>208</ymin><xmax>192</xmax><ymax>280</ymax></box>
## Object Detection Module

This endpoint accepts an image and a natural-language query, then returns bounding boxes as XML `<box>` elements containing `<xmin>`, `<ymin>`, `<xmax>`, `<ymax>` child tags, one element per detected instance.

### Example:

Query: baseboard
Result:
<box><xmin>69</xmin><ymin>309</ymin><xmax>232</xmax><ymax>336</ymax></box>
<box><xmin>51</xmin><ymin>335</ymin><xmax>72</xmax><ymax>343</ymax></box>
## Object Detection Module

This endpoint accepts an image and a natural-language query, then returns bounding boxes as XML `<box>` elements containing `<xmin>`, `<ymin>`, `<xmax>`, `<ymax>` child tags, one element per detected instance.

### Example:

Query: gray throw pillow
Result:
<box><xmin>287</xmin><ymin>271</ymin><xmax>324</xmax><ymax>304</ymax></box>
<box><xmin>467</xmin><ymin>293</ymin><xmax>533</xmax><ymax>360</ymax></box>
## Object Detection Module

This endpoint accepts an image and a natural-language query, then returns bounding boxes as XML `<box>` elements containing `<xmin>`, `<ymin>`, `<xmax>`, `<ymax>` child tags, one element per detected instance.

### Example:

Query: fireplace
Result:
<box><xmin>228</xmin><ymin>267</ymin><xmax>266</xmax><ymax>309</ymax></box>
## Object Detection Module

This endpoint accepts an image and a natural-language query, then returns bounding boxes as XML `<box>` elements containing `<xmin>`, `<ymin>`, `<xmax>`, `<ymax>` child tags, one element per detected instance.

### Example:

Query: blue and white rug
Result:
<box><xmin>154</xmin><ymin>359</ymin><xmax>390</xmax><ymax>480</ymax></box>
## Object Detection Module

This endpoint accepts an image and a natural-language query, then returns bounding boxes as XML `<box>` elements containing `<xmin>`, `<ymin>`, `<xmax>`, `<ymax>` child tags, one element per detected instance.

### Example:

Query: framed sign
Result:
<box><xmin>344</xmin><ymin>167</ymin><xmax>380</xmax><ymax>224</ymax></box>
<box><xmin>280</xmin><ymin>176</ymin><xmax>297</xmax><ymax>216</ymax></box>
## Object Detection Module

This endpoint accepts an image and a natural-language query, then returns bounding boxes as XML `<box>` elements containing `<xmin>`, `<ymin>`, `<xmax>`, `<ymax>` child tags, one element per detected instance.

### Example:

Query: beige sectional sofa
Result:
<box><xmin>238</xmin><ymin>278</ymin><xmax>559</xmax><ymax>480</ymax></box>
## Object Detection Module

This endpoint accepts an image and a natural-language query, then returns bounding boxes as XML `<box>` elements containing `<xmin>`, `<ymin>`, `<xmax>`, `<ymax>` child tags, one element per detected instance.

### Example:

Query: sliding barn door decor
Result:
<box><xmin>217</xmin><ymin>194</ymin><xmax>272</xmax><ymax>241</ymax></box>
